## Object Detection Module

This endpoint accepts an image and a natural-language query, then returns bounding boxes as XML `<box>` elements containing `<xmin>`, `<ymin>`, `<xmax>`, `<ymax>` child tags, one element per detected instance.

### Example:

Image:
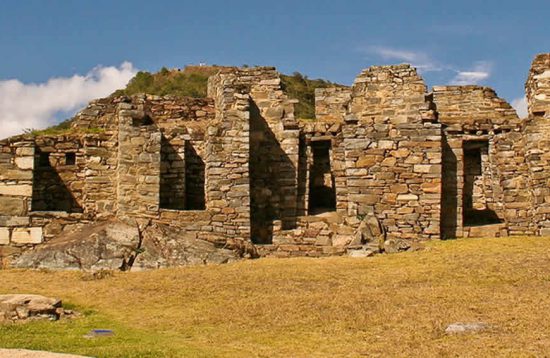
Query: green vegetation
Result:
<box><xmin>2</xmin><ymin>237</ymin><xmax>550</xmax><ymax>357</ymax></box>
<box><xmin>113</xmin><ymin>66</ymin><xmax>341</xmax><ymax>119</ymax></box>
<box><xmin>27</xmin><ymin>67</ymin><xmax>342</xmax><ymax>139</ymax></box>
<box><xmin>24</xmin><ymin>120</ymin><xmax>105</xmax><ymax>137</ymax></box>
<box><xmin>112</xmin><ymin>66</ymin><xmax>220</xmax><ymax>98</ymax></box>
<box><xmin>23</xmin><ymin>118</ymin><xmax>74</xmax><ymax>136</ymax></box>
<box><xmin>280</xmin><ymin>72</ymin><xmax>341</xmax><ymax>119</ymax></box>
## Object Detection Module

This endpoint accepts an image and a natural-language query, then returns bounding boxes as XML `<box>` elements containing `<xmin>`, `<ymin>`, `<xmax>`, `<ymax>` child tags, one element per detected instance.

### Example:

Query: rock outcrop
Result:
<box><xmin>11</xmin><ymin>220</ymin><xmax>240</xmax><ymax>271</ymax></box>
<box><xmin>0</xmin><ymin>294</ymin><xmax>71</xmax><ymax>323</ymax></box>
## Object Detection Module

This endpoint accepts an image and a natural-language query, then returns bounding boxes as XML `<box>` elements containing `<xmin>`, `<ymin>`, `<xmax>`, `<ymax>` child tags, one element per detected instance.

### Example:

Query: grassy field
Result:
<box><xmin>1</xmin><ymin>237</ymin><xmax>550</xmax><ymax>357</ymax></box>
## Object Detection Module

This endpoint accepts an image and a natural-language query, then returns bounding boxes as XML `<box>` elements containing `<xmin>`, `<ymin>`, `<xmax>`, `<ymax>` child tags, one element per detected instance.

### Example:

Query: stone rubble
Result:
<box><xmin>0</xmin><ymin>294</ymin><xmax>73</xmax><ymax>323</ymax></box>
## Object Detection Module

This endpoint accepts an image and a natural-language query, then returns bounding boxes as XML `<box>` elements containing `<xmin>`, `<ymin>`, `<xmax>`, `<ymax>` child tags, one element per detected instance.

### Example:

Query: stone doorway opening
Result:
<box><xmin>308</xmin><ymin>140</ymin><xmax>336</xmax><ymax>215</ymax></box>
<box><xmin>463</xmin><ymin>140</ymin><xmax>501</xmax><ymax>226</ymax></box>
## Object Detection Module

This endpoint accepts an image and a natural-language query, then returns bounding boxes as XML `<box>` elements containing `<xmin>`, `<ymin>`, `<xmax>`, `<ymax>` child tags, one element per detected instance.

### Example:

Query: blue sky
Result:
<box><xmin>1</xmin><ymin>0</ymin><xmax>549</xmax><ymax>137</ymax></box>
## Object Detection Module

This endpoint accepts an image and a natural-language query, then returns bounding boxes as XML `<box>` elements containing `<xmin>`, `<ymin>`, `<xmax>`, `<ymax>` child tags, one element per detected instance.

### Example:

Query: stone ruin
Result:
<box><xmin>1</xmin><ymin>54</ymin><xmax>550</xmax><ymax>268</ymax></box>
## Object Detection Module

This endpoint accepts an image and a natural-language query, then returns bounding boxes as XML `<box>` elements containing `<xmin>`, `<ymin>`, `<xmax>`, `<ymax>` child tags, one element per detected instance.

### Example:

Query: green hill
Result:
<box><xmin>112</xmin><ymin>65</ymin><xmax>220</xmax><ymax>99</ymax></box>
<box><xmin>27</xmin><ymin>66</ymin><xmax>342</xmax><ymax>136</ymax></box>
<box><xmin>280</xmin><ymin>72</ymin><xmax>340</xmax><ymax>119</ymax></box>
<box><xmin>114</xmin><ymin>66</ymin><xmax>342</xmax><ymax>119</ymax></box>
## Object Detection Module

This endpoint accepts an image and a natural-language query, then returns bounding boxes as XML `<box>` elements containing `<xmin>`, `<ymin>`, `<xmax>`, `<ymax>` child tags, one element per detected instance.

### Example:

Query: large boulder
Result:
<box><xmin>11</xmin><ymin>220</ymin><xmax>241</xmax><ymax>271</ymax></box>
<box><xmin>133</xmin><ymin>222</ymin><xmax>242</xmax><ymax>270</ymax></box>
<box><xmin>12</xmin><ymin>221</ymin><xmax>140</xmax><ymax>271</ymax></box>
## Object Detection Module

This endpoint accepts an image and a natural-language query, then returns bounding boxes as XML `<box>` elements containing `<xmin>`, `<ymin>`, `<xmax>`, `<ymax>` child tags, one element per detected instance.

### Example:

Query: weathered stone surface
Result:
<box><xmin>0</xmin><ymin>294</ymin><xmax>65</xmax><ymax>323</ymax></box>
<box><xmin>0</xmin><ymin>228</ymin><xmax>9</xmax><ymax>245</ymax></box>
<box><xmin>11</xmin><ymin>228</ymin><xmax>42</xmax><ymax>244</ymax></box>
<box><xmin>0</xmin><ymin>184</ymin><xmax>32</xmax><ymax>196</ymax></box>
<box><xmin>14</xmin><ymin>156</ymin><xmax>34</xmax><ymax>170</ymax></box>
<box><xmin>353</xmin><ymin>215</ymin><xmax>384</xmax><ymax>251</ymax></box>
<box><xmin>445</xmin><ymin>322</ymin><xmax>489</xmax><ymax>334</ymax></box>
<box><xmin>12</xmin><ymin>220</ymin><xmax>240</xmax><ymax>271</ymax></box>
<box><xmin>0</xmin><ymin>196</ymin><xmax>26</xmax><ymax>216</ymax></box>
<box><xmin>383</xmin><ymin>239</ymin><xmax>411</xmax><ymax>254</ymax></box>
<box><xmin>11</xmin><ymin>229</ymin><xmax>31</xmax><ymax>244</ymax></box>
<box><xmin>13</xmin><ymin>221</ymin><xmax>140</xmax><ymax>270</ymax></box>
<box><xmin>347</xmin><ymin>248</ymin><xmax>375</xmax><ymax>258</ymax></box>
<box><xmin>0</xmin><ymin>349</ymin><xmax>91</xmax><ymax>358</ymax></box>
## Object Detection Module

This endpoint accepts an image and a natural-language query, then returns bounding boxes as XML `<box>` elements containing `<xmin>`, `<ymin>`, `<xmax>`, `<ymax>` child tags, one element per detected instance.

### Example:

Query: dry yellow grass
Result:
<box><xmin>2</xmin><ymin>237</ymin><xmax>550</xmax><ymax>357</ymax></box>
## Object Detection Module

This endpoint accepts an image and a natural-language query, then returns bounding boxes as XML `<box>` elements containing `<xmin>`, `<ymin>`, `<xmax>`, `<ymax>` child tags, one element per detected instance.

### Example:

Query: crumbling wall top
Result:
<box><xmin>526</xmin><ymin>53</ymin><xmax>550</xmax><ymax>118</ymax></box>
<box><xmin>349</xmin><ymin>64</ymin><xmax>432</xmax><ymax>124</ymax></box>
<box><xmin>315</xmin><ymin>87</ymin><xmax>351</xmax><ymax>123</ymax></box>
<box><xmin>433</xmin><ymin>85</ymin><xmax>520</xmax><ymax>132</ymax></box>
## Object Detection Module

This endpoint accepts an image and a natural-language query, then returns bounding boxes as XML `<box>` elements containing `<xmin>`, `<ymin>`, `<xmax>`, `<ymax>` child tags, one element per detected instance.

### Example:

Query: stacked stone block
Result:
<box><xmin>0</xmin><ymin>139</ymin><xmax>42</xmax><ymax>246</ymax></box>
<box><xmin>314</xmin><ymin>87</ymin><xmax>351</xmax><ymax>122</ymax></box>
<box><xmin>343</xmin><ymin>64</ymin><xmax>441</xmax><ymax>241</ymax></box>
<box><xmin>526</xmin><ymin>54</ymin><xmax>550</xmax><ymax>118</ymax></box>
<box><xmin>117</xmin><ymin>101</ymin><xmax>162</xmax><ymax>218</ymax></box>
<box><xmin>525</xmin><ymin>54</ymin><xmax>550</xmax><ymax>235</ymax></box>
<box><xmin>205</xmin><ymin>71</ymin><xmax>252</xmax><ymax>244</ymax></box>
<box><xmin>434</xmin><ymin>85</ymin><xmax>527</xmax><ymax>238</ymax></box>
<box><xmin>433</xmin><ymin>85</ymin><xmax>521</xmax><ymax>131</ymax></box>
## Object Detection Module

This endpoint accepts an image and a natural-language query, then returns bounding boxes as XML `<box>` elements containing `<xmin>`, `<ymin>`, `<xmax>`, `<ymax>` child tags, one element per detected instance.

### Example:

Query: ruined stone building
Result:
<box><xmin>1</xmin><ymin>54</ymin><xmax>550</xmax><ymax>268</ymax></box>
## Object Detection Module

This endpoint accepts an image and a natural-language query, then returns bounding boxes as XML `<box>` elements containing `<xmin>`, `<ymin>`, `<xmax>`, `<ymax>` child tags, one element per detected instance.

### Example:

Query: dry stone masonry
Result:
<box><xmin>2</xmin><ymin>54</ymin><xmax>550</xmax><ymax>268</ymax></box>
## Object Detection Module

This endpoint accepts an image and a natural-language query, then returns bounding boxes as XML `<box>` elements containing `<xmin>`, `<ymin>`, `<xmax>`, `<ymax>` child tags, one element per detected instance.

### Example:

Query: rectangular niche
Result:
<box><xmin>31</xmin><ymin>148</ymin><xmax>82</xmax><ymax>212</ymax></box>
<box><xmin>160</xmin><ymin>138</ymin><xmax>205</xmax><ymax>211</ymax></box>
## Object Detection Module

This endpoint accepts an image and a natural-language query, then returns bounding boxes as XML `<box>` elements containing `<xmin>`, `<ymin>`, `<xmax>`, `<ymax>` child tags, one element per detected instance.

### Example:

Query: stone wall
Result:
<box><xmin>433</xmin><ymin>86</ymin><xmax>521</xmax><ymax>131</ymax></box>
<box><xmin>32</xmin><ymin>135</ymin><xmax>85</xmax><ymax>213</ymax></box>
<box><xmin>117</xmin><ymin>100</ymin><xmax>161</xmax><ymax>219</ymax></box>
<box><xmin>0</xmin><ymin>138</ymin><xmax>40</xmax><ymax>248</ymax></box>
<box><xmin>525</xmin><ymin>54</ymin><xmax>550</xmax><ymax>235</ymax></box>
<box><xmin>81</xmin><ymin>131</ymin><xmax>120</xmax><ymax>216</ymax></box>
<box><xmin>433</xmin><ymin>85</ymin><xmax>528</xmax><ymax>238</ymax></box>
<box><xmin>207</xmin><ymin>67</ymin><xmax>301</xmax><ymax>245</ymax></box>
<box><xmin>492</xmin><ymin>130</ymin><xmax>533</xmax><ymax>236</ymax></box>
<box><xmin>526</xmin><ymin>54</ymin><xmax>550</xmax><ymax>118</ymax></box>
<box><xmin>7</xmin><ymin>56</ymin><xmax>550</xmax><ymax>266</ymax></box>
<box><xmin>205</xmin><ymin>70</ymin><xmax>252</xmax><ymax>244</ymax></box>
<box><xmin>70</xmin><ymin>97</ymin><xmax>118</xmax><ymax>131</ymax></box>
<box><xmin>343</xmin><ymin>64</ymin><xmax>441</xmax><ymax>241</ymax></box>
<box><xmin>314</xmin><ymin>87</ymin><xmax>351</xmax><ymax>122</ymax></box>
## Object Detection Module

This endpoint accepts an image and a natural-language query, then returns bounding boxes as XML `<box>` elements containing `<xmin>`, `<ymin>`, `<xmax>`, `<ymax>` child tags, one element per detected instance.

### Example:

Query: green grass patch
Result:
<box><xmin>0</xmin><ymin>306</ymin><xmax>208</xmax><ymax>357</ymax></box>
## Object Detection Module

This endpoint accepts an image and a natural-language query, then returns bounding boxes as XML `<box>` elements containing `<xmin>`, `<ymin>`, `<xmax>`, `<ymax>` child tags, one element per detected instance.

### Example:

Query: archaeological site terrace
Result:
<box><xmin>1</xmin><ymin>54</ymin><xmax>550</xmax><ymax>269</ymax></box>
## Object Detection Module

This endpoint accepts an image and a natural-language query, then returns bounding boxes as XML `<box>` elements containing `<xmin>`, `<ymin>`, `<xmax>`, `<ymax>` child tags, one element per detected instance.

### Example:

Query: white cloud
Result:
<box><xmin>0</xmin><ymin>62</ymin><xmax>137</xmax><ymax>139</ymax></box>
<box><xmin>361</xmin><ymin>46</ymin><xmax>495</xmax><ymax>86</ymax></box>
<box><xmin>512</xmin><ymin>96</ymin><xmax>528</xmax><ymax>118</ymax></box>
<box><xmin>366</xmin><ymin>46</ymin><xmax>442</xmax><ymax>72</ymax></box>
<box><xmin>449</xmin><ymin>61</ymin><xmax>492</xmax><ymax>85</ymax></box>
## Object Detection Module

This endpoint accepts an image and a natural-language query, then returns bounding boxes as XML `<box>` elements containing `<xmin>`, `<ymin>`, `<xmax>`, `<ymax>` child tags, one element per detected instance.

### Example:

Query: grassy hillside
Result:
<box><xmin>23</xmin><ymin>66</ymin><xmax>341</xmax><ymax>137</ymax></box>
<box><xmin>1</xmin><ymin>237</ymin><xmax>550</xmax><ymax>357</ymax></box>
<box><xmin>112</xmin><ymin>65</ymin><xmax>220</xmax><ymax>99</ymax></box>
<box><xmin>114</xmin><ymin>66</ymin><xmax>341</xmax><ymax>119</ymax></box>
<box><xmin>280</xmin><ymin>72</ymin><xmax>340</xmax><ymax>119</ymax></box>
